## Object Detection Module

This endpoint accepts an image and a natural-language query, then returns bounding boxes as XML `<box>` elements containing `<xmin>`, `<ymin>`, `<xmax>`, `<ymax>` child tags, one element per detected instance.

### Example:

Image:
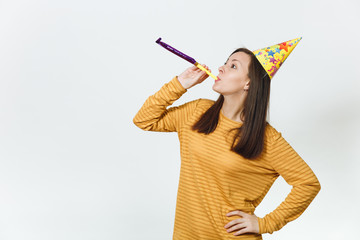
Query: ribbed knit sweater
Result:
<box><xmin>133</xmin><ymin>76</ymin><xmax>321</xmax><ymax>239</ymax></box>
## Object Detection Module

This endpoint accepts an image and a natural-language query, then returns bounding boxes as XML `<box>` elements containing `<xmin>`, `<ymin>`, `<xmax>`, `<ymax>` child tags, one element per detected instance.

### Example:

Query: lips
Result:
<box><xmin>216</xmin><ymin>76</ymin><xmax>221</xmax><ymax>81</ymax></box>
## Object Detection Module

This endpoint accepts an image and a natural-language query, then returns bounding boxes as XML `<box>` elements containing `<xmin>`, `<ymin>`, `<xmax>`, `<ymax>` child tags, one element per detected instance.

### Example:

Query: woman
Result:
<box><xmin>133</xmin><ymin>47</ymin><xmax>321</xmax><ymax>239</ymax></box>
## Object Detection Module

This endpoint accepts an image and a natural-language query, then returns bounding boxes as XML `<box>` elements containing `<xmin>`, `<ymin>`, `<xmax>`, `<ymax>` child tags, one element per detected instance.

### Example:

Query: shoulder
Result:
<box><xmin>181</xmin><ymin>98</ymin><xmax>214</xmax><ymax>111</ymax></box>
<box><xmin>264</xmin><ymin>122</ymin><xmax>282</xmax><ymax>144</ymax></box>
<box><xmin>173</xmin><ymin>98</ymin><xmax>214</xmax><ymax>118</ymax></box>
<box><xmin>197</xmin><ymin>98</ymin><xmax>215</xmax><ymax>108</ymax></box>
<box><xmin>191</xmin><ymin>98</ymin><xmax>215</xmax><ymax>115</ymax></box>
<box><xmin>178</xmin><ymin>98</ymin><xmax>214</xmax><ymax>110</ymax></box>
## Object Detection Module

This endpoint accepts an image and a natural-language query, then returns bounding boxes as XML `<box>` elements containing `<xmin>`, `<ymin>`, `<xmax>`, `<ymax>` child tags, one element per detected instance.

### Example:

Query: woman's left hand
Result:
<box><xmin>224</xmin><ymin>210</ymin><xmax>260</xmax><ymax>236</ymax></box>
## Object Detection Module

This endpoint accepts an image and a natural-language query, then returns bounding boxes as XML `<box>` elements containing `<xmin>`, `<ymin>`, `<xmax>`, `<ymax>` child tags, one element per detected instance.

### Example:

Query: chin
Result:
<box><xmin>213</xmin><ymin>82</ymin><xmax>230</xmax><ymax>95</ymax></box>
<box><xmin>212</xmin><ymin>84</ymin><xmax>220</xmax><ymax>94</ymax></box>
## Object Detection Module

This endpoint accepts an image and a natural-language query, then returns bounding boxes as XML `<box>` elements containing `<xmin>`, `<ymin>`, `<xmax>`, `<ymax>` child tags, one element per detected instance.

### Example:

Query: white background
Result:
<box><xmin>0</xmin><ymin>0</ymin><xmax>359</xmax><ymax>239</ymax></box>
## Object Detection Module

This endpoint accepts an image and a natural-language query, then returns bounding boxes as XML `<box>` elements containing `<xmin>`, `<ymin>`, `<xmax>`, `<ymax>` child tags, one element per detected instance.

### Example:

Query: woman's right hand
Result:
<box><xmin>177</xmin><ymin>64</ymin><xmax>211</xmax><ymax>90</ymax></box>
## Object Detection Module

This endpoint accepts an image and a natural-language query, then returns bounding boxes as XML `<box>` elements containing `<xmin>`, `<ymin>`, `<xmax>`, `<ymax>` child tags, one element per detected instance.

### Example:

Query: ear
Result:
<box><xmin>244</xmin><ymin>79</ymin><xmax>250</xmax><ymax>91</ymax></box>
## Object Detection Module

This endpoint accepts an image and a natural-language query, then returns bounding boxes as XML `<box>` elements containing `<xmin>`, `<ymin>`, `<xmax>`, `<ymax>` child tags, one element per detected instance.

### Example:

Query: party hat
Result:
<box><xmin>252</xmin><ymin>37</ymin><xmax>302</xmax><ymax>79</ymax></box>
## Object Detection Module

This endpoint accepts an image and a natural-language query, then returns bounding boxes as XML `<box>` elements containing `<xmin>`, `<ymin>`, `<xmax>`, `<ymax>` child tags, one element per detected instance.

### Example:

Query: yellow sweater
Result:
<box><xmin>133</xmin><ymin>76</ymin><xmax>321</xmax><ymax>239</ymax></box>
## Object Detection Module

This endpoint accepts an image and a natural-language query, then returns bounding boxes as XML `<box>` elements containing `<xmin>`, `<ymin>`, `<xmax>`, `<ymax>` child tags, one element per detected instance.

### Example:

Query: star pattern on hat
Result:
<box><xmin>279</xmin><ymin>42</ymin><xmax>289</xmax><ymax>52</ymax></box>
<box><xmin>252</xmin><ymin>37</ymin><xmax>302</xmax><ymax>79</ymax></box>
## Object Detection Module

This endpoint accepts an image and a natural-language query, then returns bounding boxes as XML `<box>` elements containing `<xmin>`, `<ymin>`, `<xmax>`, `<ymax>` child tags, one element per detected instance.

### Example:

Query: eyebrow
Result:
<box><xmin>226</xmin><ymin>58</ymin><xmax>243</xmax><ymax>67</ymax></box>
<box><xmin>231</xmin><ymin>59</ymin><xmax>242</xmax><ymax>64</ymax></box>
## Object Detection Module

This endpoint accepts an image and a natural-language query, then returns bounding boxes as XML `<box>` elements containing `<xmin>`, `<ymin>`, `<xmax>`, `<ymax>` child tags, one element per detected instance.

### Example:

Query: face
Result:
<box><xmin>212</xmin><ymin>51</ymin><xmax>251</xmax><ymax>96</ymax></box>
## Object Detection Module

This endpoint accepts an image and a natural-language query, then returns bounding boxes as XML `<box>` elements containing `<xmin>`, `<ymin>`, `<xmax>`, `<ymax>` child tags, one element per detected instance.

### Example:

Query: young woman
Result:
<box><xmin>133</xmin><ymin>47</ymin><xmax>321</xmax><ymax>240</ymax></box>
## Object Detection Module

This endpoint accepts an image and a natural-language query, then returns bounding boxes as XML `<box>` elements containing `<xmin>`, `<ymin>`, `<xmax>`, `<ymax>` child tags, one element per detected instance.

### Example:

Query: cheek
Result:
<box><xmin>212</xmin><ymin>73</ymin><xmax>246</xmax><ymax>94</ymax></box>
<box><xmin>212</xmin><ymin>80</ymin><xmax>242</xmax><ymax>94</ymax></box>
<box><xmin>227</xmin><ymin>77</ymin><xmax>243</xmax><ymax>91</ymax></box>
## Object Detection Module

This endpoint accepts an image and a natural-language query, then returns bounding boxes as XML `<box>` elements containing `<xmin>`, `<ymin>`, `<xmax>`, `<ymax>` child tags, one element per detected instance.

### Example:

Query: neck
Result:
<box><xmin>221</xmin><ymin>92</ymin><xmax>247</xmax><ymax>123</ymax></box>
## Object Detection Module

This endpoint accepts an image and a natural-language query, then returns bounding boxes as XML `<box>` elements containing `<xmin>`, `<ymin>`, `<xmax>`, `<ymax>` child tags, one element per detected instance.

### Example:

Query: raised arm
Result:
<box><xmin>133</xmin><ymin>64</ymin><xmax>212</xmax><ymax>132</ymax></box>
<box><xmin>257</xmin><ymin>131</ymin><xmax>321</xmax><ymax>234</ymax></box>
<box><xmin>133</xmin><ymin>76</ymin><xmax>195</xmax><ymax>132</ymax></box>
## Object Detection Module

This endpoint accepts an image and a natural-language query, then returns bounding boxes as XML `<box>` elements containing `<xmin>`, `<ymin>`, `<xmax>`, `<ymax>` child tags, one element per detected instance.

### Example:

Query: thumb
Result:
<box><xmin>227</xmin><ymin>210</ymin><xmax>247</xmax><ymax>217</ymax></box>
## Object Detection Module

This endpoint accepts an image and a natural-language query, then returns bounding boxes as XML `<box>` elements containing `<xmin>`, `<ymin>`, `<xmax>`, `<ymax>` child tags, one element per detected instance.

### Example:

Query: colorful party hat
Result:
<box><xmin>252</xmin><ymin>37</ymin><xmax>302</xmax><ymax>79</ymax></box>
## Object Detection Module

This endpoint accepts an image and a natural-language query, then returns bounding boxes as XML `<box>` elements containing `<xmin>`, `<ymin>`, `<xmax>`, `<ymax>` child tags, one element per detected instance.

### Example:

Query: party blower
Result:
<box><xmin>156</xmin><ymin>37</ymin><xmax>218</xmax><ymax>80</ymax></box>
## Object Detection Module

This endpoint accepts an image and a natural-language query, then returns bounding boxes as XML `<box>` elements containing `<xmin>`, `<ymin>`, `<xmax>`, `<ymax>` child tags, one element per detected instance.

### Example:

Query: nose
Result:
<box><xmin>218</xmin><ymin>64</ymin><xmax>225</xmax><ymax>73</ymax></box>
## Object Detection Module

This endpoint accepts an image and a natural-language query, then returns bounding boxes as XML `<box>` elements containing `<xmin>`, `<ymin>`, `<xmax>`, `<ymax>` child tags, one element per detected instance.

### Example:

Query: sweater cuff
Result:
<box><xmin>170</xmin><ymin>76</ymin><xmax>187</xmax><ymax>94</ymax></box>
<box><xmin>258</xmin><ymin>217</ymin><xmax>267</xmax><ymax>234</ymax></box>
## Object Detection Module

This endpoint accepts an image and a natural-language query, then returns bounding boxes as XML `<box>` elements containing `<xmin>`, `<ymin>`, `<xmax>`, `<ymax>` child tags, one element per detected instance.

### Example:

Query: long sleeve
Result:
<box><xmin>133</xmin><ymin>76</ymin><xmax>201</xmax><ymax>132</ymax></box>
<box><xmin>257</xmin><ymin>131</ymin><xmax>321</xmax><ymax>234</ymax></box>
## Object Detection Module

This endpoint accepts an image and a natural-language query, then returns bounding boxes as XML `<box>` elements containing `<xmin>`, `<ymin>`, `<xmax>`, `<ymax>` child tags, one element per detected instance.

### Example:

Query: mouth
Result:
<box><xmin>216</xmin><ymin>76</ymin><xmax>221</xmax><ymax>82</ymax></box>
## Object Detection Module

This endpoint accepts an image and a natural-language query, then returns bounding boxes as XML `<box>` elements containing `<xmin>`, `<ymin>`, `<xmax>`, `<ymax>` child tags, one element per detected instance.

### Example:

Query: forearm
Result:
<box><xmin>133</xmin><ymin>76</ymin><xmax>187</xmax><ymax>132</ymax></box>
<box><xmin>258</xmin><ymin>181</ymin><xmax>321</xmax><ymax>234</ymax></box>
<box><xmin>259</xmin><ymin>129</ymin><xmax>322</xmax><ymax>234</ymax></box>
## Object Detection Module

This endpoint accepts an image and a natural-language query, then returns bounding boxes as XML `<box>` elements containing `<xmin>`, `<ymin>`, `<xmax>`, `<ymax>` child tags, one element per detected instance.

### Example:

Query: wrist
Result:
<box><xmin>177</xmin><ymin>76</ymin><xmax>189</xmax><ymax>89</ymax></box>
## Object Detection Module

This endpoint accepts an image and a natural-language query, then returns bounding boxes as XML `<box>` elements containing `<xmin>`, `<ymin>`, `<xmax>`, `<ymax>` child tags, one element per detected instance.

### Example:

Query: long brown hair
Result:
<box><xmin>192</xmin><ymin>48</ymin><xmax>271</xmax><ymax>159</ymax></box>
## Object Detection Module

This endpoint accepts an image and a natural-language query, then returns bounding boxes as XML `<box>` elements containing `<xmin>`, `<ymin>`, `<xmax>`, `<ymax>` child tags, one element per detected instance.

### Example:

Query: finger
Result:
<box><xmin>224</xmin><ymin>218</ymin><xmax>245</xmax><ymax>229</ymax></box>
<box><xmin>202</xmin><ymin>71</ymin><xmax>209</xmax><ymax>79</ymax></box>
<box><xmin>226</xmin><ymin>223</ymin><xmax>247</xmax><ymax>233</ymax></box>
<box><xmin>227</xmin><ymin>210</ymin><xmax>246</xmax><ymax>217</ymax></box>
<box><xmin>192</xmin><ymin>66</ymin><xmax>202</xmax><ymax>73</ymax></box>
<box><xmin>234</xmin><ymin>227</ymin><xmax>249</xmax><ymax>236</ymax></box>
<box><xmin>200</xmin><ymin>65</ymin><xmax>206</xmax><ymax>71</ymax></box>
<box><xmin>195</xmin><ymin>66</ymin><xmax>202</xmax><ymax>71</ymax></box>
<box><xmin>199</xmin><ymin>63</ymin><xmax>207</xmax><ymax>69</ymax></box>
<box><xmin>196</xmin><ymin>73</ymin><xmax>205</xmax><ymax>79</ymax></box>
<box><xmin>201</xmin><ymin>67</ymin><xmax>209</xmax><ymax>73</ymax></box>
<box><xmin>197</xmin><ymin>69</ymin><xmax>203</xmax><ymax>74</ymax></box>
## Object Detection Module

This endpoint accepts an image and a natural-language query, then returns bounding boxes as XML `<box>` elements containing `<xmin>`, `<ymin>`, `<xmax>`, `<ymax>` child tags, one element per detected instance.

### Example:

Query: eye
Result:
<box><xmin>231</xmin><ymin>64</ymin><xmax>236</xmax><ymax>69</ymax></box>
